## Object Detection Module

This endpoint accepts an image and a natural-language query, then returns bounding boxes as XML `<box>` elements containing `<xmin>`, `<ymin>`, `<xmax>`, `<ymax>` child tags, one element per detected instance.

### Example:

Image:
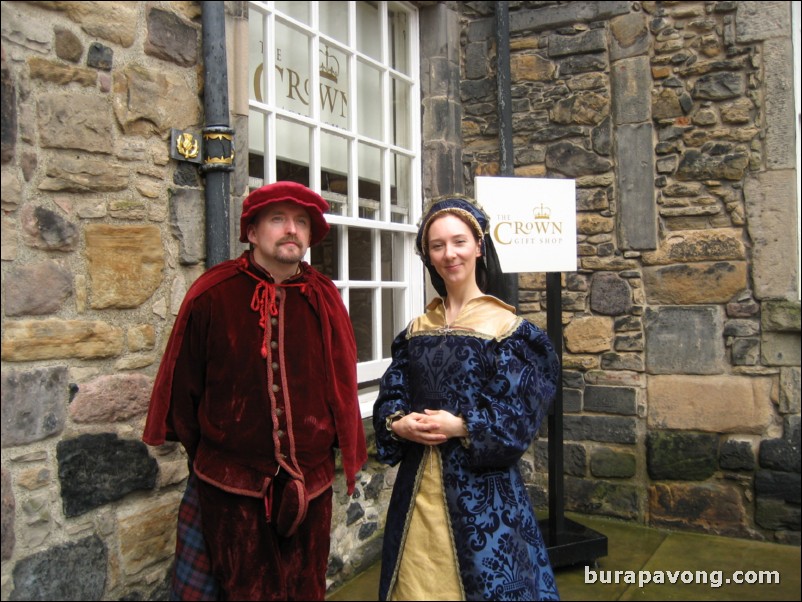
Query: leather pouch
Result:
<box><xmin>270</xmin><ymin>476</ymin><xmax>309</xmax><ymax>538</ymax></box>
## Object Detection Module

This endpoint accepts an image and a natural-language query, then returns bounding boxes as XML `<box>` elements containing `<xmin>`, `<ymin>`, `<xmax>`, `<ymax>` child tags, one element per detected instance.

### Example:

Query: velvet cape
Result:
<box><xmin>143</xmin><ymin>251</ymin><xmax>366</xmax><ymax>496</ymax></box>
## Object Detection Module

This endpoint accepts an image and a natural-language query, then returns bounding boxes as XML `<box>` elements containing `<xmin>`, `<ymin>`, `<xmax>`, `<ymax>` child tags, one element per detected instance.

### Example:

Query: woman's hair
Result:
<box><xmin>416</xmin><ymin>195</ymin><xmax>505</xmax><ymax>298</ymax></box>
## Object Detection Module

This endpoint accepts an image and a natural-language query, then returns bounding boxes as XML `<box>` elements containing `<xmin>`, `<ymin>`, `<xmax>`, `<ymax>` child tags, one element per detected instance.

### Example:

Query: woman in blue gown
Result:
<box><xmin>373</xmin><ymin>195</ymin><xmax>561</xmax><ymax>601</ymax></box>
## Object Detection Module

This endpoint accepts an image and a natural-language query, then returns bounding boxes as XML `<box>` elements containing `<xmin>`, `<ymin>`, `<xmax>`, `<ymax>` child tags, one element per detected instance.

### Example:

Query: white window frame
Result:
<box><xmin>248</xmin><ymin>1</ymin><xmax>424</xmax><ymax>417</ymax></box>
<box><xmin>794</xmin><ymin>2</ymin><xmax>801</xmax><ymax>300</ymax></box>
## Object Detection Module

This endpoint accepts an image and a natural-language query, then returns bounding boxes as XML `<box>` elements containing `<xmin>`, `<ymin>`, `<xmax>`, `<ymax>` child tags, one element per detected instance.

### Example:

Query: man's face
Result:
<box><xmin>247</xmin><ymin>201</ymin><xmax>312</xmax><ymax>266</ymax></box>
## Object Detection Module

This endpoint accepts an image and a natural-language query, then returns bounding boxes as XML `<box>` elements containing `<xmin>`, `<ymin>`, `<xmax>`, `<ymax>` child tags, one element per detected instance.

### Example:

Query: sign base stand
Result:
<box><xmin>544</xmin><ymin>272</ymin><xmax>608</xmax><ymax>569</ymax></box>
<box><xmin>539</xmin><ymin>516</ymin><xmax>609</xmax><ymax>568</ymax></box>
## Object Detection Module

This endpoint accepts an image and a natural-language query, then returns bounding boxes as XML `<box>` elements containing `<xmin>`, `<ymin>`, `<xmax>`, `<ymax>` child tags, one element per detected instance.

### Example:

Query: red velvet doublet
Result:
<box><xmin>143</xmin><ymin>252</ymin><xmax>366</xmax><ymax>600</ymax></box>
<box><xmin>172</xmin><ymin>260</ymin><xmax>336</xmax><ymax>497</ymax></box>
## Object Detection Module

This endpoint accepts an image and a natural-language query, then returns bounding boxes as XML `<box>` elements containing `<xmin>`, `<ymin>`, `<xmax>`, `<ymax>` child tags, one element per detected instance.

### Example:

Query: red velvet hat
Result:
<box><xmin>239</xmin><ymin>181</ymin><xmax>331</xmax><ymax>246</ymax></box>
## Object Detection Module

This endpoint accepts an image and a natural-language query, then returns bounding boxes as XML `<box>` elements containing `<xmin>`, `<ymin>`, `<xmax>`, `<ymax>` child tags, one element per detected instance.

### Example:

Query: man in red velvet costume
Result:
<box><xmin>143</xmin><ymin>181</ymin><xmax>367</xmax><ymax>600</ymax></box>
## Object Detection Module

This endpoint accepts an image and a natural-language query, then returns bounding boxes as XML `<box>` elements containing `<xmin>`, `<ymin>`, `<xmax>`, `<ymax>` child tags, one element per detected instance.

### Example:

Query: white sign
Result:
<box><xmin>475</xmin><ymin>176</ymin><xmax>577</xmax><ymax>273</ymax></box>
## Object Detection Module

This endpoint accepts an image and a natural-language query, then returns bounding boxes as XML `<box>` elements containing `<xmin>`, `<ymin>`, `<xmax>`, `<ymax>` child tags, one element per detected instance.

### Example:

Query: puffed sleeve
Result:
<box><xmin>460</xmin><ymin>320</ymin><xmax>559</xmax><ymax>468</ymax></box>
<box><xmin>372</xmin><ymin>328</ymin><xmax>412</xmax><ymax>466</ymax></box>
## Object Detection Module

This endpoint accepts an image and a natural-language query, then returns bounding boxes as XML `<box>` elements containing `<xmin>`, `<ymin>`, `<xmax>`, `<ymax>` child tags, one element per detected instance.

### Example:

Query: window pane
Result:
<box><xmin>248</xmin><ymin>110</ymin><xmax>266</xmax><ymax>183</ymax></box>
<box><xmin>357</xmin><ymin>60</ymin><xmax>382</xmax><ymax>140</ymax></box>
<box><xmin>319</xmin><ymin>44</ymin><xmax>349</xmax><ymax>129</ymax></box>
<box><xmin>350</xmin><ymin>289</ymin><xmax>374</xmax><ymax>362</ymax></box>
<box><xmin>391</xmin><ymin>152</ymin><xmax>411</xmax><ymax>224</ymax></box>
<box><xmin>382</xmin><ymin>288</ymin><xmax>405</xmax><ymax>357</ymax></box>
<box><xmin>356</xmin><ymin>2</ymin><xmax>381</xmax><ymax>61</ymax></box>
<box><xmin>310</xmin><ymin>224</ymin><xmax>341</xmax><ymax>279</ymax></box>
<box><xmin>389</xmin><ymin>4</ymin><xmax>410</xmax><ymax>75</ymax></box>
<box><xmin>381</xmin><ymin>231</ymin><xmax>406</xmax><ymax>281</ymax></box>
<box><xmin>247</xmin><ymin>1</ymin><xmax>422</xmax><ymax>399</ymax></box>
<box><xmin>275</xmin><ymin>1</ymin><xmax>309</xmax><ymax>25</ymax></box>
<box><xmin>357</xmin><ymin>142</ymin><xmax>381</xmax><ymax>220</ymax></box>
<box><xmin>391</xmin><ymin>77</ymin><xmax>410</xmax><ymax>149</ymax></box>
<box><xmin>275</xmin><ymin>20</ymin><xmax>311</xmax><ymax>118</ymax></box>
<box><xmin>249</xmin><ymin>13</ymin><xmax>266</xmax><ymax>102</ymax></box>
<box><xmin>321</xmin><ymin>131</ymin><xmax>349</xmax><ymax>216</ymax></box>
<box><xmin>276</xmin><ymin>118</ymin><xmax>309</xmax><ymax>180</ymax></box>
<box><xmin>320</xmin><ymin>1</ymin><xmax>348</xmax><ymax>44</ymax></box>
<box><xmin>349</xmin><ymin>227</ymin><xmax>373</xmax><ymax>281</ymax></box>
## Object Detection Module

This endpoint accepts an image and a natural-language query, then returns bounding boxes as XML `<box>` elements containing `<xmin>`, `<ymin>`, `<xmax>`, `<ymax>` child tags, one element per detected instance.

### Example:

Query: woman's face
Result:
<box><xmin>426</xmin><ymin>214</ymin><xmax>482</xmax><ymax>291</ymax></box>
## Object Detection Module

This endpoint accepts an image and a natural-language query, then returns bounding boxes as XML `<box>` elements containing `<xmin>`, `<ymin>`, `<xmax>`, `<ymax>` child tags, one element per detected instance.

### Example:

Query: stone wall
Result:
<box><xmin>0</xmin><ymin>1</ymin><xmax>413</xmax><ymax>598</ymax></box>
<box><xmin>1</xmin><ymin>1</ymin><xmax>799</xmax><ymax>599</ymax></box>
<box><xmin>459</xmin><ymin>0</ymin><xmax>800</xmax><ymax>544</ymax></box>
<box><xmin>0</xmin><ymin>2</ymin><xmax>209</xmax><ymax>598</ymax></box>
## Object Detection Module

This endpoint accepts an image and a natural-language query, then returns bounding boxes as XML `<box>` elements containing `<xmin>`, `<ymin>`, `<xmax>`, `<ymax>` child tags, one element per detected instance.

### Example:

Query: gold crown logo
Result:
<box><xmin>533</xmin><ymin>203</ymin><xmax>551</xmax><ymax>220</ymax></box>
<box><xmin>319</xmin><ymin>46</ymin><xmax>340</xmax><ymax>83</ymax></box>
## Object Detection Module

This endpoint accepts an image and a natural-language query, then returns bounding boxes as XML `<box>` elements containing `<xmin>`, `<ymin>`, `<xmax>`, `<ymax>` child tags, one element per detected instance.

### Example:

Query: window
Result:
<box><xmin>248</xmin><ymin>1</ymin><xmax>423</xmax><ymax>415</ymax></box>
<box><xmin>795</xmin><ymin>2</ymin><xmax>801</xmax><ymax>299</ymax></box>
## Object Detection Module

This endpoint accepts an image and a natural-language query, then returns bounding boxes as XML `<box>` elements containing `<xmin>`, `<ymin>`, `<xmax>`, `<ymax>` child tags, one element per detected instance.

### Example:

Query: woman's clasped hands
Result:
<box><xmin>389</xmin><ymin>409</ymin><xmax>467</xmax><ymax>445</ymax></box>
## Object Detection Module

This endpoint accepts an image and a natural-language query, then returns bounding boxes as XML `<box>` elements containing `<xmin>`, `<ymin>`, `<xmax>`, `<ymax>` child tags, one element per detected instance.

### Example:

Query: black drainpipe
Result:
<box><xmin>201</xmin><ymin>1</ymin><xmax>234</xmax><ymax>268</ymax></box>
<box><xmin>494</xmin><ymin>2</ymin><xmax>519</xmax><ymax>309</ymax></box>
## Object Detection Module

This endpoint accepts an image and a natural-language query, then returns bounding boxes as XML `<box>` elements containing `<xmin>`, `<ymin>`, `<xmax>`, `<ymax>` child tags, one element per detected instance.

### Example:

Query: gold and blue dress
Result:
<box><xmin>374</xmin><ymin>296</ymin><xmax>561</xmax><ymax>601</ymax></box>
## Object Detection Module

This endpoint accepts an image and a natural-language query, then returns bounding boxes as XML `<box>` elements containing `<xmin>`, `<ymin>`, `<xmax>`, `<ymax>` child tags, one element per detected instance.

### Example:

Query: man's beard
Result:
<box><xmin>274</xmin><ymin>240</ymin><xmax>304</xmax><ymax>263</ymax></box>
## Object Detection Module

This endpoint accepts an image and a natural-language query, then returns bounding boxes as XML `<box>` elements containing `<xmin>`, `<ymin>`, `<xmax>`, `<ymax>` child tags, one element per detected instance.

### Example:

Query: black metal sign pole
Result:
<box><xmin>546</xmin><ymin>272</ymin><xmax>565</xmax><ymax>542</ymax></box>
<box><xmin>495</xmin><ymin>1</ymin><xmax>607</xmax><ymax>569</ymax></box>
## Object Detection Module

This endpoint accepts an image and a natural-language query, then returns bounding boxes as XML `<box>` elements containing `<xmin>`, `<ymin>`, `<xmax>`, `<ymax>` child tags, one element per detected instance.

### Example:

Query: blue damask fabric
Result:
<box><xmin>374</xmin><ymin>306</ymin><xmax>561</xmax><ymax>601</ymax></box>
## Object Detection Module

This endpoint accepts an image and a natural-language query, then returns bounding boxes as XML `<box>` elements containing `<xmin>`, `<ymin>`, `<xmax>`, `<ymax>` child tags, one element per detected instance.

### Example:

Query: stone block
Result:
<box><xmin>649</xmin><ymin>482</ymin><xmax>749</xmax><ymax>536</ymax></box>
<box><xmin>761</xmin><ymin>332</ymin><xmax>801</xmax><ymax>367</ymax></box>
<box><xmin>1</xmin><ymin>469</ymin><xmax>14</xmax><ymax>560</ymax></box>
<box><xmin>779</xmin><ymin>367</ymin><xmax>801</xmax><ymax>414</ymax></box>
<box><xmin>610</xmin><ymin>12</ymin><xmax>649</xmax><ymax>61</ymax></box>
<box><xmin>145</xmin><ymin>8</ymin><xmax>198</xmax><ymax>67</ymax></box>
<box><xmin>617</xmin><ymin>124</ymin><xmax>657</xmax><ymax>250</ymax></box>
<box><xmin>648</xmin><ymin>374</ymin><xmax>772</xmax><ymax>434</ymax></box>
<box><xmin>1</xmin><ymin>367</ymin><xmax>67</xmax><ymax>447</ymax></box>
<box><xmin>763</xmin><ymin>36</ymin><xmax>798</xmax><ymax>169</ymax></box>
<box><xmin>744</xmin><ymin>171</ymin><xmax>799</xmax><ymax>299</ymax></box>
<box><xmin>85</xmin><ymin>224</ymin><xmax>164</xmax><ymax>309</ymax></box>
<box><xmin>68</xmin><ymin>373</ymin><xmax>152</xmax><ymax>423</ymax></box>
<box><xmin>564</xmin><ymin>443</ymin><xmax>587</xmax><ymax>477</ymax></box>
<box><xmin>584</xmin><ymin>385</ymin><xmax>637</xmax><ymax>415</ymax></box>
<box><xmin>3</xmin><ymin>261</ymin><xmax>73</xmax><ymax>316</ymax></box>
<box><xmin>564</xmin><ymin>315</ymin><xmax>613</xmax><ymax>354</ymax></box>
<box><xmin>719</xmin><ymin>439</ymin><xmax>755</xmax><ymax>471</ymax></box>
<box><xmin>642</xmin><ymin>261</ymin><xmax>747</xmax><ymax>304</ymax></box>
<box><xmin>642</xmin><ymin>228</ymin><xmax>745</xmax><ymax>265</ymax></box>
<box><xmin>564</xmin><ymin>476</ymin><xmax>639</xmax><ymax>519</ymax></box>
<box><xmin>590</xmin><ymin>447</ymin><xmax>636</xmax><ymax>478</ymax></box>
<box><xmin>754</xmin><ymin>470</ymin><xmax>801</xmax><ymax>503</ymax></box>
<box><xmin>759</xmin><ymin>439</ymin><xmax>801</xmax><ymax>473</ymax></box>
<box><xmin>611</xmin><ymin>56</ymin><xmax>651</xmax><ymax>124</ymax></box>
<box><xmin>564</xmin><ymin>415</ymin><xmax>637</xmax><ymax>444</ymax></box>
<box><xmin>1</xmin><ymin>319</ymin><xmax>123</xmax><ymax>361</ymax></box>
<box><xmin>169</xmin><ymin>188</ymin><xmax>205</xmax><ymax>265</ymax></box>
<box><xmin>647</xmin><ymin>431</ymin><xmax>718</xmax><ymax>480</ymax></box>
<box><xmin>762</xmin><ymin>300</ymin><xmax>801</xmax><ymax>332</ymax></box>
<box><xmin>755</xmin><ymin>497</ymin><xmax>801</xmax><ymax>531</ymax></box>
<box><xmin>57</xmin><ymin>433</ymin><xmax>158</xmax><ymax>517</ymax></box>
<box><xmin>644</xmin><ymin>307</ymin><xmax>725</xmax><ymax>375</ymax></box>
<box><xmin>590</xmin><ymin>272</ymin><xmax>632</xmax><ymax>315</ymax></box>
<box><xmin>735</xmin><ymin>2</ymin><xmax>791</xmax><ymax>43</ymax></box>
<box><xmin>118</xmin><ymin>494</ymin><xmax>181</xmax><ymax>575</ymax></box>
<box><xmin>9</xmin><ymin>535</ymin><xmax>107</xmax><ymax>600</ymax></box>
